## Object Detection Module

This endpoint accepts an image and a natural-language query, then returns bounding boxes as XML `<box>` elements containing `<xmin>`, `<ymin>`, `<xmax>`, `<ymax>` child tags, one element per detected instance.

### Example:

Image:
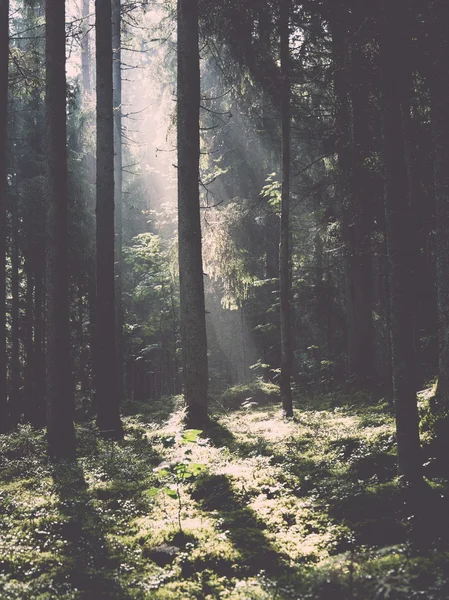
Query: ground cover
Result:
<box><xmin>1</xmin><ymin>385</ymin><xmax>448</xmax><ymax>599</ymax></box>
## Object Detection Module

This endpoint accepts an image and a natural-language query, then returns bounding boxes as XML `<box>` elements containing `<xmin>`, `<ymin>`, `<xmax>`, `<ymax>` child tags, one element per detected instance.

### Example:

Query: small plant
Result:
<box><xmin>150</xmin><ymin>429</ymin><xmax>206</xmax><ymax>533</ymax></box>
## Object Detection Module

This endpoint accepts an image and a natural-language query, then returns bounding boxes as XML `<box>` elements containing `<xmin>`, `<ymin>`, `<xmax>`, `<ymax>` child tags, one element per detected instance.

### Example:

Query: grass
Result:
<box><xmin>0</xmin><ymin>386</ymin><xmax>449</xmax><ymax>599</ymax></box>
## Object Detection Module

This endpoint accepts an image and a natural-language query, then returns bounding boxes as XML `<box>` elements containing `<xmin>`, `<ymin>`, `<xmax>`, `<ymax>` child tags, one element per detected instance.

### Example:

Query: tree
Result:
<box><xmin>45</xmin><ymin>0</ymin><xmax>76</xmax><ymax>457</ymax></box>
<box><xmin>0</xmin><ymin>0</ymin><xmax>8</xmax><ymax>432</ymax></box>
<box><xmin>113</xmin><ymin>0</ymin><xmax>125</xmax><ymax>405</ymax></box>
<box><xmin>430</xmin><ymin>0</ymin><xmax>449</xmax><ymax>416</ymax></box>
<box><xmin>177</xmin><ymin>0</ymin><xmax>209</xmax><ymax>427</ymax></box>
<box><xmin>330</xmin><ymin>1</ymin><xmax>374</xmax><ymax>384</ymax></box>
<box><xmin>95</xmin><ymin>0</ymin><xmax>124</xmax><ymax>437</ymax></box>
<box><xmin>279</xmin><ymin>0</ymin><xmax>293</xmax><ymax>417</ymax></box>
<box><xmin>379</xmin><ymin>0</ymin><xmax>422</xmax><ymax>488</ymax></box>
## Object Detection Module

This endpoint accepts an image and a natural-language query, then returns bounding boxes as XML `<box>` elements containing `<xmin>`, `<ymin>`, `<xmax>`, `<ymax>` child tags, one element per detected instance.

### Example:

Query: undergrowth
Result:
<box><xmin>0</xmin><ymin>388</ymin><xmax>448</xmax><ymax>599</ymax></box>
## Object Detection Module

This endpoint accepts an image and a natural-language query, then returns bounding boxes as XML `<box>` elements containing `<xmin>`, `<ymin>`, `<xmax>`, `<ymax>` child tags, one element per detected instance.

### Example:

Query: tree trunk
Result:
<box><xmin>34</xmin><ymin>227</ymin><xmax>46</xmax><ymax>428</ymax></box>
<box><xmin>45</xmin><ymin>0</ymin><xmax>76</xmax><ymax>458</ymax></box>
<box><xmin>430</xmin><ymin>0</ymin><xmax>449</xmax><ymax>413</ymax></box>
<box><xmin>177</xmin><ymin>0</ymin><xmax>208</xmax><ymax>427</ymax></box>
<box><xmin>279</xmin><ymin>0</ymin><xmax>293</xmax><ymax>417</ymax></box>
<box><xmin>10</xmin><ymin>198</ymin><xmax>20</xmax><ymax>424</ymax></box>
<box><xmin>331</xmin><ymin>3</ymin><xmax>374</xmax><ymax>384</ymax></box>
<box><xmin>95</xmin><ymin>0</ymin><xmax>123</xmax><ymax>437</ymax></box>
<box><xmin>348</xmin><ymin>4</ymin><xmax>374</xmax><ymax>382</ymax></box>
<box><xmin>23</xmin><ymin>253</ymin><xmax>34</xmax><ymax>423</ymax></box>
<box><xmin>112</xmin><ymin>0</ymin><xmax>125</xmax><ymax>404</ymax></box>
<box><xmin>379</xmin><ymin>0</ymin><xmax>422</xmax><ymax>488</ymax></box>
<box><xmin>81</xmin><ymin>0</ymin><xmax>91</xmax><ymax>100</ymax></box>
<box><xmin>0</xmin><ymin>0</ymin><xmax>9</xmax><ymax>432</ymax></box>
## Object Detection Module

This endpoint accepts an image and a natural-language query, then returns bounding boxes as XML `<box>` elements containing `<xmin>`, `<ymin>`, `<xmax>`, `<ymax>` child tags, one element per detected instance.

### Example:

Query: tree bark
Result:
<box><xmin>95</xmin><ymin>0</ymin><xmax>123</xmax><ymax>437</ymax></box>
<box><xmin>0</xmin><ymin>0</ymin><xmax>9</xmax><ymax>432</ymax></box>
<box><xmin>45</xmin><ymin>0</ymin><xmax>76</xmax><ymax>458</ymax></box>
<box><xmin>81</xmin><ymin>0</ymin><xmax>92</xmax><ymax>101</ymax></box>
<box><xmin>348</xmin><ymin>3</ymin><xmax>374</xmax><ymax>382</ymax></box>
<box><xmin>279</xmin><ymin>0</ymin><xmax>293</xmax><ymax>417</ymax></box>
<box><xmin>331</xmin><ymin>3</ymin><xmax>374</xmax><ymax>384</ymax></box>
<box><xmin>430</xmin><ymin>0</ymin><xmax>449</xmax><ymax>413</ymax></box>
<box><xmin>379</xmin><ymin>0</ymin><xmax>422</xmax><ymax>488</ymax></box>
<box><xmin>113</xmin><ymin>0</ymin><xmax>125</xmax><ymax>404</ymax></box>
<box><xmin>177</xmin><ymin>0</ymin><xmax>209</xmax><ymax>427</ymax></box>
<box><xmin>10</xmin><ymin>198</ymin><xmax>20</xmax><ymax>424</ymax></box>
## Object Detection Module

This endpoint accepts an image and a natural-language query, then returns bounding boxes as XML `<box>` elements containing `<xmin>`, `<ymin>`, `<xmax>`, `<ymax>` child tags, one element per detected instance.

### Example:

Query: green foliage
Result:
<box><xmin>260</xmin><ymin>173</ymin><xmax>281</xmax><ymax>214</ymax></box>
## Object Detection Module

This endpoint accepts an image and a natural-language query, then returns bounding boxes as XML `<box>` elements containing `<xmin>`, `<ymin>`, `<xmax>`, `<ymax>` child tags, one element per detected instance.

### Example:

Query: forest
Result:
<box><xmin>1</xmin><ymin>0</ymin><xmax>449</xmax><ymax>598</ymax></box>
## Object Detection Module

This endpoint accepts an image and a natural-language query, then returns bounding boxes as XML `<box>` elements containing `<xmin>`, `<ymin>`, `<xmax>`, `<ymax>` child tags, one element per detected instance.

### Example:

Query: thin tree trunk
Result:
<box><xmin>0</xmin><ymin>0</ymin><xmax>9</xmax><ymax>432</ymax></box>
<box><xmin>348</xmin><ymin>5</ymin><xmax>374</xmax><ymax>382</ymax></box>
<box><xmin>379</xmin><ymin>0</ymin><xmax>422</xmax><ymax>488</ymax></box>
<box><xmin>177</xmin><ymin>0</ymin><xmax>208</xmax><ymax>427</ymax></box>
<box><xmin>81</xmin><ymin>0</ymin><xmax>91</xmax><ymax>100</ymax></box>
<box><xmin>113</xmin><ymin>0</ymin><xmax>125</xmax><ymax>404</ymax></box>
<box><xmin>45</xmin><ymin>0</ymin><xmax>76</xmax><ymax>458</ymax></box>
<box><xmin>279</xmin><ymin>0</ymin><xmax>293</xmax><ymax>417</ymax></box>
<box><xmin>95</xmin><ymin>0</ymin><xmax>123</xmax><ymax>437</ymax></box>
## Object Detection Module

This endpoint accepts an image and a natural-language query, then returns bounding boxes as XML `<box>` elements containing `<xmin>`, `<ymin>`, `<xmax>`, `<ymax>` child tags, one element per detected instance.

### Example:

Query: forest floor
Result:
<box><xmin>1</xmin><ymin>383</ymin><xmax>449</xmax><ymax>599</ymax></box>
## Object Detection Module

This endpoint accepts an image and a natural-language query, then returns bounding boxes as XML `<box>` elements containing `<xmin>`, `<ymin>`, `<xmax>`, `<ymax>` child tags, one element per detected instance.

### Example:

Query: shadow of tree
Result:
<box><xmin>191</xmin><ymin>472</ymin><xmax>295</xmax><ymax>581</ymax></box>
<box><xmin>50</xmin><ymin>460</ymin><xmax>136</xmax><ymax>600</ymax></box>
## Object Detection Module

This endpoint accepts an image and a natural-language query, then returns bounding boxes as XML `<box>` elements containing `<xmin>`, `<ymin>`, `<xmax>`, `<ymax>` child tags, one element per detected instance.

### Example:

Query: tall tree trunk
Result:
<box><xmin>279</xmin><ymin>0</ymin><xmax>293</xmax><ymax>417</ymax></box>
<box><xmin>177</xmin><ymin>0</ymin><xmax>208</xmax><ymax>427</ymax></box>
<box><xmin>331</xmin><ymin>3</ymin><xmax>374</xmax><ymax>383</ymax></box>
<box><xmin>45</xmin><ymin>0</ymin><xmax>76</xmax><ymax>458</ymax></box>
<box><xmin>34</xmin><ymin>248</ymin><xmax>46</xmax><ymax>427</ymax></box>
<box><xmin>95</xmin><ymin>0</ymin><xmax>123</xmax><ymax>437</ymax></box>
<box><xmin>81</xmin><ymin>0</ymin><xmax>96</xmax><ymax>399</ymax></box>
<box><xmin>348</xmin><ymin>4</ymin><xmax>374</xmax><ymax>382</ymax></box>
<box><xmin>10</xmin><ymin>199</ymin><xmax>20</xmax><ymax>424</ymax></box>
<box><xmin>81</xmin><ymin>0</ymin><xmax>91</xmax><ymax>100</ymax></box>
<box><xmin>0</xmin><ymin>0</ymin><xmax>9</xmax><ymax>432</ymax></box>
<box><xmin>379</xmin><ymin>0</ymin><xmax>422</xmax><ymax>488</ymax></box>
<box><xmin>430</xmin><ymin>0</ymin><xmax>449</xmax><ymax>414</ymax></box>
<box><xmin>23</xmin><ymin>253</ymin><xmax>34</xmax><ymax>423</ymax></box>
<box><xmin>113</xmin><ymin>0</ymin><xmax>125</xmax><ymax>404</ymax></box>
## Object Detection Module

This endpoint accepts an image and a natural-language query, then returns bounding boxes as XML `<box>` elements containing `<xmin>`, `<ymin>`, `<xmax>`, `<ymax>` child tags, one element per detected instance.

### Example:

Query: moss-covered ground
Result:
<box><xmin>1</xmin><ymin>384</ymin><xmax>449</xmax><ymax>599</ymax></box>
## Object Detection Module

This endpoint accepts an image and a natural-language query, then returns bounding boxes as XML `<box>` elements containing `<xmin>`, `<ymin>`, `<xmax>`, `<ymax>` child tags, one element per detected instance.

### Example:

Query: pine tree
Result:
<box><xmin>177</xmin><ymin>0</ymin><xmax>209</xmax><ymax>427</ymax></box>
<box><xmin>45</xmin><ymin>0</ymin><xmax>76</xmax><ymax>457</ymax></box>
<box><xmin>95</xmin><ymin>0</ymin><xmax>124</xmax><ymax>438</ymax></box>
<box><xmin>0</xmin><ymin>0</ymin><xmax>8</xmax><ymax>432</ymax></box>
<box><xmin>279</xmin><ymin>0</ymin><xmax>293</xmax><ymax>417</ymax></box>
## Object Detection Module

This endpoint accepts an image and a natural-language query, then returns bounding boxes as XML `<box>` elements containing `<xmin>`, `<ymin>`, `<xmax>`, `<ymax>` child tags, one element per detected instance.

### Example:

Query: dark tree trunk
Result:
<box><xmin>23</xmin><ymin>253</ymin><xmax>34</xmax><ymax>423</ymax></box>
<box><xmin>113</xmin><ymin>0</ymin><xmax>125</xmax><ymax>404</ymax></box>
<box><xmin>331</xmin><ymin>3</ymin><xmax>374</xmax><ymax>383</ymax></box>
<box><xmin>10</xmin><ymin>199</ymin><xmax>20</xmax><ymax>424</ymax></box>
<box><xmin>347</xmin><ymin>4</ymin><xmax>374</xmax><ymax>382</ymax></box>
<box><xmin>430</xmin><ymin>0</ymin><xmax>449</xmax><ymax>413</ymax></box>
<box><xmin>379</xmin><ymin>0</ymin><xmax>422</xmax><ymax>488</ymax></box>
<box><xmin>95</xmin><ymin>0</ymin><xmax>123</xmax><ymax>437</ymax></box>
<box><xmin>177</xmin><ymin>0</ymin><xmax>208</xmax><ymax>427</ymax></box>
<box><xmin>34</xmin><ymin>229</ymin><xmax>46</xmax><ymax>428</ymax></box>
<box><xmin>45</xmin><ymin>0</ymin><xmax>76</xmax><ymax>458</ymax></box>
<box><xmin>0</xmin><ymin>0</ymin><xmax>9</xmax><ymax>432</ymax></box>
<box><xmin>279</xmin><ymin>0</ymin><xmax>293</xmax><ymax>417</ymax></box>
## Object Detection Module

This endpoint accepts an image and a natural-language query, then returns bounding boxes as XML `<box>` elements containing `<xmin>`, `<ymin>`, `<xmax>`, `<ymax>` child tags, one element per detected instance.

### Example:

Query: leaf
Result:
<box><xmin>164</xmin><ymin>487</ymin><xmax>179</xmax><ymax>499</ymax></box>
<box><xmin>182</xmin><ymin>429</ymin><xmax>203</xmax><ymax>444</ymax></box>
<box><xmin>146</xmin><ymin>487</ymin><xmax>160</xmax><ymax>497</ymax></box>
